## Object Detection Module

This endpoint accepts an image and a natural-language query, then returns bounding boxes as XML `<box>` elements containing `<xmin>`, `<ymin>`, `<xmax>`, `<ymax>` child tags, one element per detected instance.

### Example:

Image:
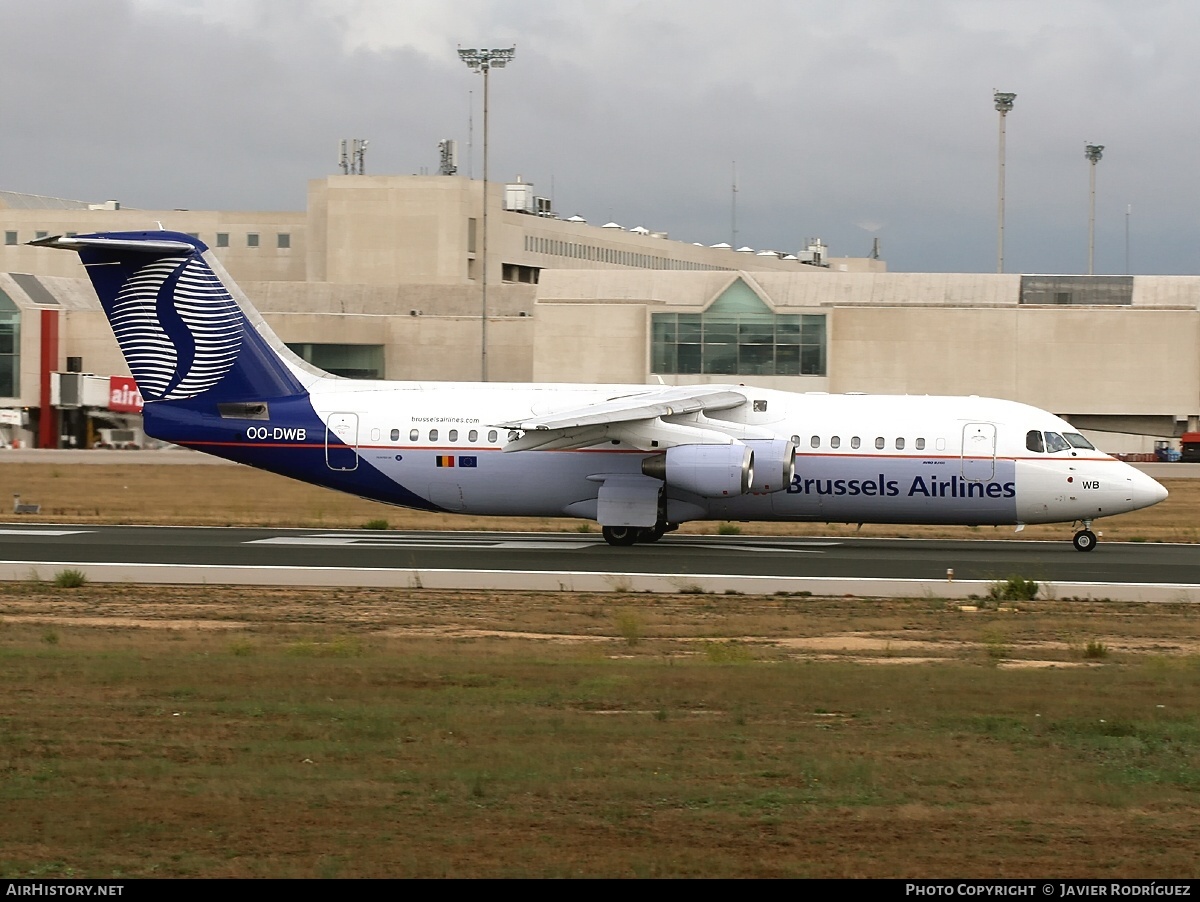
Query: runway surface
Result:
<box><xmin>1</xmin><ymin>524</ymin><xmax>1197</xmax><ymax>601</ymax></box>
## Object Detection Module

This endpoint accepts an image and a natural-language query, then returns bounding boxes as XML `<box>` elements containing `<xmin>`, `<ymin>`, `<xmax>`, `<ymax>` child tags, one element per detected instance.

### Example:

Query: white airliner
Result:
<box><xmin>34</xmin><ymin>231</ymin><xmax>1168</xmax><ymax>551</ymax></box>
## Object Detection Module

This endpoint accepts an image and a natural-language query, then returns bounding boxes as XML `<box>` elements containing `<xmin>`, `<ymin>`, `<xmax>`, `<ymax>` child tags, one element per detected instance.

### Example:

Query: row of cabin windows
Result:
<box><xmin>392</xmin><ymin>428</ymin><xmax>500</xmax><ymax>444</ymax></box>
<box><xmin>808</xmin><ymin>435</ymin><xmax>936</xmax><ymax>452</ymax></box>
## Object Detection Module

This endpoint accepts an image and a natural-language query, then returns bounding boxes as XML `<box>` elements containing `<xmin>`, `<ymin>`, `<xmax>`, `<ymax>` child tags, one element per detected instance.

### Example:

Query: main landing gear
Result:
<box><xmin>1072</xmin><ymin>520</ymin><xmax>1098</xmax><ymax>553</ymax></box>
<box><xmin>601</xmin><ymin>523</ymin><xmax>677</xmax><ymax>546</ymax></box>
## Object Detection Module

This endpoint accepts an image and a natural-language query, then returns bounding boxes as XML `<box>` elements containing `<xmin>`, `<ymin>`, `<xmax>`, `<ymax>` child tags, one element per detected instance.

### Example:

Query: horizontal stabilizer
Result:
<box><xmin>30</xmin><ymin>234</ymin><xmax>196</xmax><ymax>255</ymax></box>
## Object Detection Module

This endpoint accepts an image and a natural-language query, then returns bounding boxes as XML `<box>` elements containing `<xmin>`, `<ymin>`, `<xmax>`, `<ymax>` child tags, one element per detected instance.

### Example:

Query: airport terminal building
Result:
<box><xmin>0</xmin><ymin>176</ymin><xmax>1197</xmax><ymax>452</ymax></box>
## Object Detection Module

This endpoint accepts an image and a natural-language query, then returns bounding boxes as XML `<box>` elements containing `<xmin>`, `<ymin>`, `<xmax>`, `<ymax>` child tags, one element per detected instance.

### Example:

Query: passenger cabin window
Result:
<box><xmin>449</xmin><ymin>429</ymin><xmax>458</xmax><ymax>442</ymax></box>
<box><xmin>851</xmin><ymin>436</ymin><xmax>861</xmax><ymax>449</ymax></box>
<box><xmin>488</xmin><ymin>429</ymin><xmax>498</xmax><ymax>443</ymax></box>
<box><xmin>409</xmin><ymin>429</ymin><xmax>418</xmax><ymax>441</ymax></box>
<box><xmin>429</xmin><ymin>429</ymin><xmax>439</xmax><ymax>442</ymax></box>
<box><xmin>830</xmin><ymin>436</ymin><xmax>841</xmax><ymax>449</ymax></box>
<box><xmin>915</xmin><ymin>438</ymin><xmax>925</xmax><ymax>451</ymax></box>
<box><xmin>895</xmin><ymin>438</ymin><xmax>905</xmax><ymax>450</ymax></box>
<box><xmin>810</xmin><ymin>436</ymin><xmax>820</xmax><ymax>449</ymax></box>
<box><xmin>875</xmin><ymin>437</ymin><xmax>885</xmax><ymax>450</ymax></box>
<box><xmin>1026</xmin><ymin>430</ymin><xmax>1045</xmax><ymax>453</ymax></box>
<box><xmin>469</xmin><ymin>429</ymin><xmax>478</xmax><ymax>442</ymax></box>
<box><xmin>390</xmin><ymin>428</ymin><xmax>400</xmax><ymax>442</ymax></box>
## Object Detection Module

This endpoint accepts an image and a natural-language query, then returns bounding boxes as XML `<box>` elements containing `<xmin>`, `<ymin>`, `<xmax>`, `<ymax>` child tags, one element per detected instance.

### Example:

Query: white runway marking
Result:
<box><xmin>247</xmin><ymin>535</ymin><xmax>598</xmax><ymax>550</ymax></box>
<box><xmin>0</xmin><ymin>529</ymin><xmax>92</xmax><ymax>536</ymax></box>
<box><xmin>246</xmin><ymin>534</ymin><xmax>840</xmax><ymax>553</ymax></box>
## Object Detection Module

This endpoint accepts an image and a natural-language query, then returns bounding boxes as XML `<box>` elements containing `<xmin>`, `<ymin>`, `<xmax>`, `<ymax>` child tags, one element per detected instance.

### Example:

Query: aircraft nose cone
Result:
<box><xmin>1132</xmin><ymin>471</ymin><xmax>1169</xmax><ymax>508</ymax></box>
<box><xmin>1150</xmin><ymin>479</ymin><xmax>1169</xmax><ymax>504</ymax></box>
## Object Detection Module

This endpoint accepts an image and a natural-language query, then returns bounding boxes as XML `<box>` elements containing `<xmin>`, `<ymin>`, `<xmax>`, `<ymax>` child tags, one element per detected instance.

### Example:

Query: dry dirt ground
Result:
<box><xmin>1</xmin><ymin>584</ymin><xmax>1199</xmax><ymax>878</ymax></box>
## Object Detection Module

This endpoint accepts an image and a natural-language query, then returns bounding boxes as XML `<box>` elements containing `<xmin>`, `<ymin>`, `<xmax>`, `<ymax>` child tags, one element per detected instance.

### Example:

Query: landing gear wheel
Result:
<box><xmin>1072</xmin><ymin>529</ymin><xmax>1097</xmax><ymax>552</ymax></box>
<box><xmin>602</xmin><ymin>526</ymin><xmax>640</xmax><ymax>547</ymax></box>
<box><xmin>638</xmin><ymin>524</ymin><xmax>667</xmax><ymax>543</ymax></box>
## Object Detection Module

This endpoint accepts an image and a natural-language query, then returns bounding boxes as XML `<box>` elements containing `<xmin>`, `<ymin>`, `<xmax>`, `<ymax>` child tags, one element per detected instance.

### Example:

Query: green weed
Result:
<box><xmin>53</xmin><ymin>569</ymin><xmax>87</xmax><ymax>588</ymax></box>
<box><xmin>989</xmin><ymin>576</ymin><xmax>1038</xmax><ymax>601</ymax></box>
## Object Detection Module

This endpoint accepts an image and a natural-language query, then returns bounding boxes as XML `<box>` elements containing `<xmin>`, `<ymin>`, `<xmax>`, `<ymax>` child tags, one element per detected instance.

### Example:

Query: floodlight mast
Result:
<box><xmin>458</xmin><ymin>46</ymin><xmax>516</xmax><ymax>382</ymax></box>
<box><xmin>1085</xmin><ymin>144</ymin><xmax>1104</xmax><ymax>275</ymax></box>
<box><xmin>994</xmin><ymin>91</ymin><xmax>1016</xmax><ymax>273</ymax></box>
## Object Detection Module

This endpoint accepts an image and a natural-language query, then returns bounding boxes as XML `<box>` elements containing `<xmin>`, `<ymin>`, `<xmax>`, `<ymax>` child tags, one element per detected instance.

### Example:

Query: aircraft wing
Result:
<box><xmin>495</xmin><ymin>385</ymin><xmax>748</xmax><ymax>452</ymax></box>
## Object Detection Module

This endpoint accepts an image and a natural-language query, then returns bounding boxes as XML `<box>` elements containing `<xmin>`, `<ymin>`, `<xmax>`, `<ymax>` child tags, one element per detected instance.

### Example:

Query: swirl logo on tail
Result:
<box><xmin>109</xmin><ymin>256</ymin><xmax>243</xmax><ymax>401</ymax></box>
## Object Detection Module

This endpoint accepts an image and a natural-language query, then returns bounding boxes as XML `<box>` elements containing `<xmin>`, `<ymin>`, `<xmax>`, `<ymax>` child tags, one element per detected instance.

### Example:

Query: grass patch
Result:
<box><xmin>53</xmin><ymin>569</ymin><xmax>87</xmax><ymax>589</ymax></box>
<box><xmin>703</xmin><ymin>641</ymin><xmax>754</xmax><ymax>664</ymax></box>
<box><xmin>614</xmin><ymin>610</ymin><xmax>643</xmax><ymax>647</ymax></box>
<box><xmin>989</xmin><ymin>576</ymin><xmax>1039</xmax><ymax>601</ymax></box>
<box><xmin>1</xmin><ymin>586</ymin><xmax>1199</xmax><ymax>877</ymax></box>
<box><xmin>284</xmin><ymin>636</ymin><xmax>364</xmax><ymax>658</ymax></box>
<box><xmin>362</xmin><ymin>519</ymin><xmax>389</xmax><ymax>530</ymax></box>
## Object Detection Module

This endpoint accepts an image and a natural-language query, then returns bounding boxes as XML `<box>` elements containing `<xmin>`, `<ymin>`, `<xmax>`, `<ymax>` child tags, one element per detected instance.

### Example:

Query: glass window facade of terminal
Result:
<box><xmin>286</xmin><ymin>343</ymin><xmax>384</xmax><ymax>379</ymax></box>
<box><xmin>651</xmin><ymin>278</ymin><xmax>826</xmax><ymax>376</ymax></box>
<box><xmin>0</xmin><ymin>289</ymin><xmax>20</xmax><ymax>397</ymax></box>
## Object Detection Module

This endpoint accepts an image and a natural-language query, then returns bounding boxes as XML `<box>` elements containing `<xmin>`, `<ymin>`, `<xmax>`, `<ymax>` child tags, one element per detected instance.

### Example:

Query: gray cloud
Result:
<box><xmin>3</xmin><ymin>0</ymin><xmax>1197</xmax><ymax>273</ymax></box>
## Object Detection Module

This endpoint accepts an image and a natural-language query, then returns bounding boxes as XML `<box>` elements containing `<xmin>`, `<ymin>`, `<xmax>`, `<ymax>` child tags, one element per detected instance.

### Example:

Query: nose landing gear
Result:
<box><xmin>1072</xmin><ymin>520</ymin><xmax>1098</xmax><ymax>552</ymax></box>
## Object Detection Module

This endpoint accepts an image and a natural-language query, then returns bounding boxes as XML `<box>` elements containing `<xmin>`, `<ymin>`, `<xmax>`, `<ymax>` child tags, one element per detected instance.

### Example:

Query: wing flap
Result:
<box><xmin>496</xmin><ymin>386</ymin><xmax>746</xmax><ymax>433</ymax></box>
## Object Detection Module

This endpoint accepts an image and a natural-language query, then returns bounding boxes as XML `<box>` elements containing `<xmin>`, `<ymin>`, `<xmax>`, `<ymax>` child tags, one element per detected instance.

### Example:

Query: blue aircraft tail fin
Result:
<box><xmin>31</xmin><ymin>230</ymin><xmax>318</xmax><ymax>403</ymax></box>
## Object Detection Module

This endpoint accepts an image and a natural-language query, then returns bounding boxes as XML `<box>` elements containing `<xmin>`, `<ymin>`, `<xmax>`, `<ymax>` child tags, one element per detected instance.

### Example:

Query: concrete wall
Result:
<box><xmin>532</xmin><ymin>303</ymin><xmax>647</xmax><ymax>384</ymax></box>
<box><xmin>268</xmin><ymin>313</ymin><xmax>533</xmax><ymax>382</ymax></box>
<box><xmin>829</xmin><ymin>306</ymin><xmax>1200</xmax><ymax>417</ymax></box>
<box><xmin>314</xmin><ymin>176</ymin><xmax>476</xmax><ymax>285</ymax></box>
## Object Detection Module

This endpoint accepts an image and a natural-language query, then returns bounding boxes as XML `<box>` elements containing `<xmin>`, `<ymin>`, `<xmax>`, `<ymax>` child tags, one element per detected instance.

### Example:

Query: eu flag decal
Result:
<box><xmin>435</xmin><ymin>455</ymin><xmax>455</xmax><ymax>467</ymax></box>
<box><xmin>458</xmin><ymin>456</ymin><xmax>478</xmax><ymax>468</ymax></box>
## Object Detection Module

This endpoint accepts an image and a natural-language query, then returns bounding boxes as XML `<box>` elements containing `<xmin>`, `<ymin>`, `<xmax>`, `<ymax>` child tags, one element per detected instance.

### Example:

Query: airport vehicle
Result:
<box><xmin>34</xmin><ymin>231</ymin><xmax>1168</xmax><ymax>550</ymax></box>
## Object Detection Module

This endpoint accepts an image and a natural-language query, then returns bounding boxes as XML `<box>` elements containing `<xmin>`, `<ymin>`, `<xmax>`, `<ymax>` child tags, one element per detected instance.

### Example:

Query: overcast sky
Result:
<box><xmin>3</xmin><ymin>0</ymin><xmax>1197</xmax><ymax>274</ymax></box>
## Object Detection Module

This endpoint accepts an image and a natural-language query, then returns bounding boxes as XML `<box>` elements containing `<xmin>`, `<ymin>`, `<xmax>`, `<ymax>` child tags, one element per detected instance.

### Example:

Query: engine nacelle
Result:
<box><xmin>744</xmin><ymin>438</ymin><xmax>796</xmax><ymax>493</ymax></box>
<box><xmin>642</xmin><ymin>443</ymin><xmax>754</xmax><ymax>497</ymax></box>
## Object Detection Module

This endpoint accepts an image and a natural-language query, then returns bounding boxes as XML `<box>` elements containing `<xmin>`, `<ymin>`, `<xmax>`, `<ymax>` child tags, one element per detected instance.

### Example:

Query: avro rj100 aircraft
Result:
<box><xmin>34</xmin><ymin>231</ymin><xmax>1168</xmax><ymax>550</ymax></box>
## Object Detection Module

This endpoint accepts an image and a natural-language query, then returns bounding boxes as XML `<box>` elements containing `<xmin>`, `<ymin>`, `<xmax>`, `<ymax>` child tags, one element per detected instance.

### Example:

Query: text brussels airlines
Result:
<box><xmin>787</xmin><ymin>473</ymin><xmax>1016</xmax><ymax>499</ymax></box>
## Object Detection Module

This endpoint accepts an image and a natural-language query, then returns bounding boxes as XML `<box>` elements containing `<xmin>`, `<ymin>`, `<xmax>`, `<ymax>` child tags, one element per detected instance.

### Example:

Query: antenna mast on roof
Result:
<box><xmin>339</xmin><ymin>139</ymin><xmax>369</xmax><ymax>175</ymax></box>
<box><xmin>731</xmin><ymin>160</ymin><xmax>738</xmax><ymax>248</ymax></box>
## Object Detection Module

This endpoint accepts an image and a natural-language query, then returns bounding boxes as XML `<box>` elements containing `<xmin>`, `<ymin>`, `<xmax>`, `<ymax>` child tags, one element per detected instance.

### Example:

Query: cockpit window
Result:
<box><xmin>1026</xmin><ymin>430</ymin><xmax>1045</xmax><ymax>453</ymax></box>
<box><xmin>1044</xmin><ymin>432</ymin><xmax>1072</xmax><ymax>453</ymax></box>
<box><xmin>1062</xmin><ymin>432</ymin><xmax>1095</xmax><ymax>450</ymax></box>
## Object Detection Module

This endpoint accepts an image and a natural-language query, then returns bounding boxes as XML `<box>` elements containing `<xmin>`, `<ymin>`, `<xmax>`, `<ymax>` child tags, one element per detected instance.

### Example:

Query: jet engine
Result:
<box><xmin>641</xmin><ymin>443</ymin><xmax>754</xmax><ymax>497</ymax></box>
<box><xmin>744</xmin><ymin>438</ymin><xmax>796</xmax><ymax>493</ymax></box>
